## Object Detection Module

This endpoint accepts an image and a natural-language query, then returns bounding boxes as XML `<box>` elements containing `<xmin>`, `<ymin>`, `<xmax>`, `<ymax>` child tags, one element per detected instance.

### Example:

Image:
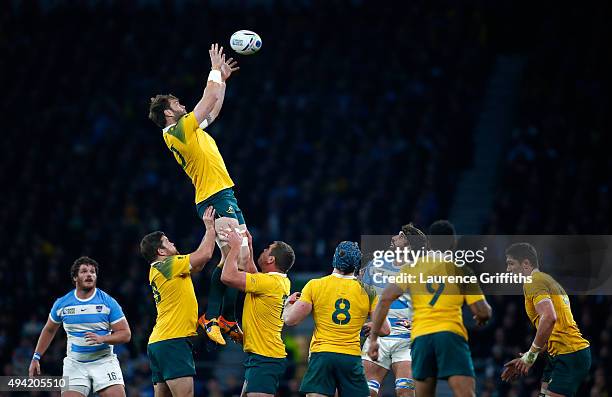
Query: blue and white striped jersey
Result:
<box><xmin>49</xmin><ymin>288</ymin><xmax>125</xmax><ymax>362</ymax></box>
<box><xmin>362</xmin><ymin>258</ymin><xmax>412</xmax><ymax>339</ymax></box>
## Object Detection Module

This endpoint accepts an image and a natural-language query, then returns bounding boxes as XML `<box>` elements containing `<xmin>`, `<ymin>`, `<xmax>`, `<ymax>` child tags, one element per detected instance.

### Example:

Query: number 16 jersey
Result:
<box><xmin>299</xmin><ymin>273</ymin><xmax>378</xmax><ymax>356</ymax></box>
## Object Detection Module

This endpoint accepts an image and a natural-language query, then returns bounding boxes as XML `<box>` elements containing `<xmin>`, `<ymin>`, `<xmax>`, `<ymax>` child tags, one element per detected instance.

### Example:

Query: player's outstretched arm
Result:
<box><xmin>28</xmin><ymin>318</ymin><xmax>60</xmax><ymax>376</ymax></box>
<box><xmin>220</xmin><ymin>230</ymin><xmax>247</xmax><ymax>290</ymax></box>
<box><xmin>190</xmin><ymin>206</ymin><xmax>217</xmax><ymax>273</ymax></box>
<box><xmin>193</xmin><ymin>43</ymin><xmax>225</xmax><ymax>127</ymax></box>
<box><xmin>244</xmin><ymin>229</ymin><xmax>259</xmax><ymax>274</ymax></box>
<box><xmin>84</xmin><ymin>318</ymin><xmax>131</xmax><ymax>345</ymax></box>
<box><xmin>203</xmin><ymin>57</ymin><xmax>240</xmax><ymax>129</ymax></box>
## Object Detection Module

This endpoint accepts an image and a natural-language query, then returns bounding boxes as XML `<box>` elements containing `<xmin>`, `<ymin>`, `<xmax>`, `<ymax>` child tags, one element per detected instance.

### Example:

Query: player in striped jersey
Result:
<box><xmin>368</xmin><ymin>220</ymin><xmax>492</xmax><ymax>397</ymax></box>
<box><xmin>360</xmin><ymin>224</ymin><xmax>427</xmax><ymax>397</ymax></box>
<box><xmin>502</xmin><ymin>243</ymin><xmax>591</xmax><ymax>397</ymax></box>
<box><xmin>29</xmin><ymin>257</ymin><xmax>131</xmax><ymax>397</ymax></box>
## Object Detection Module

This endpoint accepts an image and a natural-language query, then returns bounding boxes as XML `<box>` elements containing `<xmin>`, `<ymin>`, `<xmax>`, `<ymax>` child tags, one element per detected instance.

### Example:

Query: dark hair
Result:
<box><xmin>140</xmin><ymin>231</ymin><xmax>165</xmax><ymax>263</ymax></box>
<box><xmin>428</xmin><ymin>220</ymin><xmax>456</xmax><ymax>251</ymax></box>
<box><xmin>401</xmin><ymin>223</ymin><xmax>427</xmax><ymax>250</ymax></box>
<box><xmin>506</xmin><ymin>242</ymin><xmax>539</xmax><ymax>268</ymax></box>
<box><xmin>70</xmin><ymin>256</ymin><xmax>99</xmax><ymax>284</ymax></box>
<box><xmin>270</xmin><ymin>241</ymin><xmax>295</xmax><ymax>273</ymax></box>
<box><xmin>148</xmin><ymin>94</ymin><xmax>177</xmax><ymax>128</ymax></box>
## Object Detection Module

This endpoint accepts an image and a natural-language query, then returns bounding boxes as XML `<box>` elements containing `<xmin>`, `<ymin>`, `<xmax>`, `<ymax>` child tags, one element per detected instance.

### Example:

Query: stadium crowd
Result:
<box><xmin>0</xmin><ymin>1</ymin><xmax>609</xmax><ymax>396</ymax></box>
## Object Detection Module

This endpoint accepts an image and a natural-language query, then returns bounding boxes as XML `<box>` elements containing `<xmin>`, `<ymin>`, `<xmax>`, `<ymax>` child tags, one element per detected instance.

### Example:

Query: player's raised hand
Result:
<box><xmin>221</xmin><ymin>56</ymin><xmax>240</xmax><ymax>81</ymax></box>
<box><xmin>28</xmin><ymin>359</ymin><xmax>41</xmax><ymax>377</ymax></box>
<box><xmin>203</xmin><ymin>206</ymin><xmax>216</xmax><ymax>231</ymax></box>
<box><xmin>367</xmin><ymin>337</ymin><xmax>380</xmax><ymax>361</ymax></box>
<box><xmin>209</xmin><ymin>43</ymin><xmax>224</xmax><ymax>71</ymax></box>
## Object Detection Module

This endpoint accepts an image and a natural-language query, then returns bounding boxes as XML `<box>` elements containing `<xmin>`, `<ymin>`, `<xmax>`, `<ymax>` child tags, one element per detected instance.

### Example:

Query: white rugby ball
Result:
<box><xmin>230</xmin><ymin>30</ymin><xmax>262</xmax><ymax>55</ymax></box>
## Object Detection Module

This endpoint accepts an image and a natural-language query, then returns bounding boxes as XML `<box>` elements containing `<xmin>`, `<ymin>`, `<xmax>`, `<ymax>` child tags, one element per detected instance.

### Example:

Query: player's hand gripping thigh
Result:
<box><xmin>97</xmin><ymin>384</ymin><xmax>126</xmax><ymax>397</ymax></box>
<box><xmin>215</xmin><ymin>216</ymin><xmax>247</xmax><ymax>270</ymax></box>
<box><xmin>391</xmin><ymin>361</ymin><xmax>415</xmax><ymax>397</ymax></box>
<box><xmin>166</xmin><ymin>376</ymin><xmax>194</xmax><ymax>397</ymax></box>
<box><xmin>447</xmin><ymin>375</ymin><xmax>475</xmax><ymax>397</ymax></box>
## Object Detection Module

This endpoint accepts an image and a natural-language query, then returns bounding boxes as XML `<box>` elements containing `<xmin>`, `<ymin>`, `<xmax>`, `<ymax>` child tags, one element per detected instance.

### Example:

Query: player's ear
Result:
<box><xmin>163</xmin><ymin>108</ymin><xmax>173</xmax><ymax>118</ymax></box>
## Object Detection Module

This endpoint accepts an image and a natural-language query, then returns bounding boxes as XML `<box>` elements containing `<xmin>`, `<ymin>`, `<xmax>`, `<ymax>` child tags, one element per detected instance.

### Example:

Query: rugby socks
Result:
<box><xmin>207</xmin><ymin>266</ymin><xmax>225</xmax><ymax>319</ymax></box>
<box><xmin>221</xmin><ymin>285</ymin><xmax>239</xmax><ymax>322</ymax></box>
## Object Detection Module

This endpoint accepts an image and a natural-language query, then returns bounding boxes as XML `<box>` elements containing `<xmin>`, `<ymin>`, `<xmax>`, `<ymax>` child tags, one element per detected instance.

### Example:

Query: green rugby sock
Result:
<box><xmin>207</xmin><ymin>266</ymin><xmax>225</xmax><ymax>319</ymax></box>
<box><xmin>221</xmin><ymin>286</ymin><xmax>239</xmax><ymax>322</ymax></box>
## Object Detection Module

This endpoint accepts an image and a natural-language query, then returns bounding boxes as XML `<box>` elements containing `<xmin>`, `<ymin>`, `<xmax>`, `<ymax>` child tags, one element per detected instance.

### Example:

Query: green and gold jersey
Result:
<box><xmin>397</xmin><ymin>259</ymin><xmax>485</xmax><ymax>341</ymax></box>
<box><xmin>243</xmin><ymin>272</ymin><xmax>291</xmax><ymax>358</ymax></box>
<box><xmin>524</xmin><ymin>271</ymin><xmax>589</xmax><ymax>356</ymax></box>
<box><xmin>162</xmin><ymin>112</ymin><xmax>234</xmax><ymax>203</ymax></box>
<box><xmin>299</xmin><ymin>273</ymin><xmax>378</xmax><ymax>356</ymax></box>
<box><xmin>148</xmin><ymin>255</ymin><xmax>198</xmax><ymax>344</ymax></box>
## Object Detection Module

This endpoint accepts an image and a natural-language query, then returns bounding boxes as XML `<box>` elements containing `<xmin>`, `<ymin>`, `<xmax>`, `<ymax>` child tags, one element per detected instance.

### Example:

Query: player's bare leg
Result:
<box><xmin>166</xmin><ymin>377</ymin><xmax>194</xmax><ymax>397</ymax></box>
<box><xmin>391</xmin><ymin>361</ymin><xmax>415</xmax><ymax>397</ymax></box>
<box><xmin>153</xmin><ymin>382</ymin><xmax>172</xmax><ymax>397</ymax></box>
<box><xmin>539</xmin><ymin>382</ymin><xmax>566</xmax><ymax>397</ymax></box>
<box><xmin>416</xmin><ymin>377</ymin><xmax>436</xmax><ymax>397</ymax></box>
<box><xmin>447</xmin><ymin>375</ymin><xmax>475</xmax><ymax>397</ymax></box>
<box><xmin>363</xmin><ymin>359</ymin><xmax>388</xmax><ymax>397</ymax></box>
<box><xmin>97</xmin><ymin>384</ymin><xmax>126</xmax><ymax>397</ymax></box>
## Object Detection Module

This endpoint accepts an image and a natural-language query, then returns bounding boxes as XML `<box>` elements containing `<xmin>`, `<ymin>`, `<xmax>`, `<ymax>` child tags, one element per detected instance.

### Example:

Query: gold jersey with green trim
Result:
<box><xmin>524</xmin><ymin>270</ymin><xmax>589</xmax><ymax>356</ymax></box>
<box><xmin>398</xmin><ymin>258</ymin><xmax>485</xmax><ymax>341</ymax></box>
<box><xmin>162</xmin><ymin>112</ymin><xmax>234</xmax><ymax>204</ymax></box>
<box><xmin>299</xmin><ymin>273</ymin><xmax>378</xmax><ymax>356</ymax></box>
<box><xmin>243</xmin><ymin>272</ymin><xmax>291</xmax><ymax>358</ymax></box>
<box><xmin>148</xmin><ymin>254</ymin><xmax>198</xmax><ymax>344</ymax></box>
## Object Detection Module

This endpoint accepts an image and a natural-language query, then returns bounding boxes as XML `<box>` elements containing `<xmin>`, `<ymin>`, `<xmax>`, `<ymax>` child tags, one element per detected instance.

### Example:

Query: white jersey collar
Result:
<box><xmin>331</xmin><ymin>272</ymin><xmax>356</xmax><ymax>279</ymax></box>
<box><xmin>162</xmin><ymin>123</ymin><xmax>176</xmax><ymax>133</ymax></box>
<box><xmin>74</xmin><ymin>288</ymin><xmax>97</xmax><ymax>302</ymax></box>
<box><xmin>267</xmin><ymin>272</ymin><xmax>287</xmax><ymax>277</ymax></box>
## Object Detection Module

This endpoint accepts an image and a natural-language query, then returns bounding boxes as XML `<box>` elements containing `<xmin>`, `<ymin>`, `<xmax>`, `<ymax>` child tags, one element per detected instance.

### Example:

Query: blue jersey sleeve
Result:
<box><xmin>49</xmin><ymin>298</ymin><xmax>63</xmax><ymax>323</ymax></box>
<box><xmin>107</xmin><ymin>295</ymin><xmax>125</xmax><ymax>324</ymax></box>
<box><xmin>361</xmin><ymin>261</ymin><xmax>375</xmax><ymax>286</ymax></box>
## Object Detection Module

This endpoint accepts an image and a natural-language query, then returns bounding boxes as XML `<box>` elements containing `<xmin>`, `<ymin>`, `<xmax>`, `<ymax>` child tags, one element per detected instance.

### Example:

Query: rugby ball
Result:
<box><xmin>230</xmin><ymin>30</ymin><xmax>262</xmax><ymax>55</ymax></box>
